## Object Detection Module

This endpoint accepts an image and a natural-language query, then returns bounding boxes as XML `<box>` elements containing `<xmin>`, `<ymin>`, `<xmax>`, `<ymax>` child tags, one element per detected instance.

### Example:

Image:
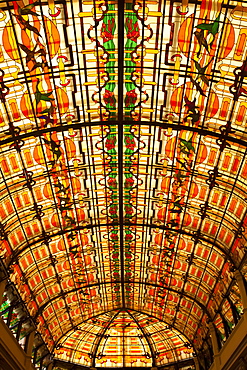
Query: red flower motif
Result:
<box><xmin>105</xmin><ymin>136</ymin><xmax>116</xmax><ymax>150</ymax></box>
<box><xmin>109</xmin><ymin>205</ymin><xmax>117</xmax><ymax>215</ymax></box>
<box><xmin>126</xmin><ymin>19</ymin><xmax>140</xmax><ymax>42</ymax></box>
<box><xmin>101</xmin><ymin>19</ymin><xmax>115</xmax><ymax>43</ymax></box>
<box><xmin>125</xmin><ymin>205</ymin><xmax>133</xmax><ymax>214</ymax></box>
<box><xmin>125</xmin><ymin>89</ymin><xmax>137</xmax><ymax>107</ymax></box>
<box><xmin>125</xmin><ymin>177</ymin><xmax>134</xmax><ymax>188</ymax></box>
<box><xmin>104</xmin><ymin>90</ymin><xmax>115</xmax><ymax>107</ymax></box>
<box><xmin>125</xmin><ymin>136</ymin><xmax>136</xmax><ymax>150</ymax></box>
<box><xmin>110</xmin><ymin>233</ymin><xmax>118</xmax><ymax>240</ymax></box>
<box><xmin>108</xmin><ymin>177</ymin><xmax>117</xmax><ymax>188</ymax></box>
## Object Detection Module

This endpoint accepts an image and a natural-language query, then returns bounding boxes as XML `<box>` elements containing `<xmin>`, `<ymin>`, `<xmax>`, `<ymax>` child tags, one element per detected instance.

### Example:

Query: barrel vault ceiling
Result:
<box><xmin>0</xmin><ymin>0</ymin><xmax>247</xmax><ymax>368</ymax></box>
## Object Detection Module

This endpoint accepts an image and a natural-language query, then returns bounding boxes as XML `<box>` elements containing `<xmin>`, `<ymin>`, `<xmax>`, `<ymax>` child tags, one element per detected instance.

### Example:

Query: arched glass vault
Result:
<box><xmin>0</xmin><ymin>0</ymin><xmax>247</xmax><ymax>368</ymax></box>
<box><xmin>54</xmin><ymin>309</ymin><xmax>193</xmax><ymax>367</ymax></box>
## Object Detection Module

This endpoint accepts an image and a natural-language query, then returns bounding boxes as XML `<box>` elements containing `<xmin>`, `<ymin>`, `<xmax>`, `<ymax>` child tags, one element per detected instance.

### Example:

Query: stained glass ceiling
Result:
<box><xmin>0</xmin><ymin>0</ymin><xmax>247</xmax><ymax>368</ymax></box>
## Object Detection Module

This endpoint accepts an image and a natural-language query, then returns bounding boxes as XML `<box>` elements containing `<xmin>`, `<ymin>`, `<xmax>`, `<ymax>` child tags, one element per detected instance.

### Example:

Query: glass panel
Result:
<box><xmin>0</xmin><ymin>0</ymin><xmax>247</xmax><ymax>367</ymax></box>
<box><xmin>95</xmin><ymin>311</ymin><xmax>152</xmax><ymax>367</ymax></box>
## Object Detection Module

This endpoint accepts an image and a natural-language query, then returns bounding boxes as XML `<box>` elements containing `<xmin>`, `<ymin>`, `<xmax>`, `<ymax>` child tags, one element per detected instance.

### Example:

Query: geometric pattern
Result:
<box><xmin>0</xmin><ymin>0</ymin><xmax>246</xmax><ymax>367</ymax></box>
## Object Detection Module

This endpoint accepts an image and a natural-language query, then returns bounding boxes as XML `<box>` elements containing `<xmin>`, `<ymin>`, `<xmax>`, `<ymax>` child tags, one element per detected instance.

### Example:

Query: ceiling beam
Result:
<box><xmin>52</xmin><ymin>307</ymin><xmax>195</xmax><ymax>360</ymax></box>
<box><xmin>34</xmin><ymin>281</ymin><xmax>212</xmax><ymax>322</ymax></box>
<box><xmin>91</xmin><ymin>310</ymin><xmax>120</xmax><ymax>367</ymax></box>
<box><xmin>52</xmin><ymin>309</ymin><xmax>119</xmax><ymax>352</ymax></box>
<box><xmin>127</xmin><ymin>310</ymin><xmax>156</xmax><ymax>367</ymax></box>
<box><xmin>127</xmin><ymin>308</ymin><xmax>196</xmax><ymax>352</ymax></box>
<box><xmin>8</xmin><ymin>222</ymin><xmax>237</xmax><ymax>267</ymax></box>
<box><xmin>1</xmin><ymin>121</ymin><xmax>247</xmax><ymax>148</ymax></box>
<box><xmin>118</xmin><ymin>0</ymin><xmax>125</xmax><ymax>309</ymax></box>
